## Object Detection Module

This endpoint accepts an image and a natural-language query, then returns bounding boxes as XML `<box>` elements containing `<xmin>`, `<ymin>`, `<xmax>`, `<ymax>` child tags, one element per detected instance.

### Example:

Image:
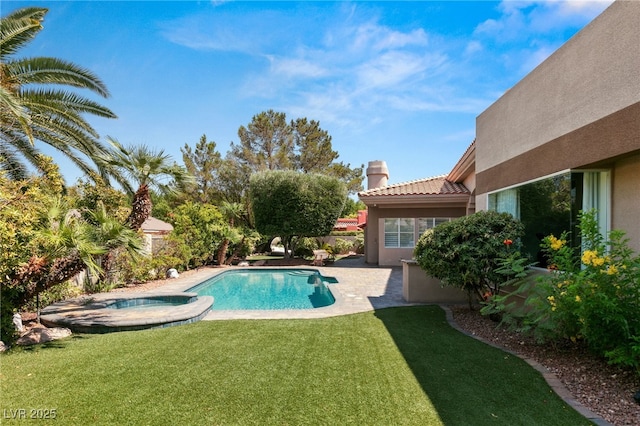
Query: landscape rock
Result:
<box><xmin>13</xmin><ymin>313</ymin><xmax>24</xmax><ymax>332</ymax></box>
<box><xmin>166</xmin><ymin>268</ymin><xmax>179</xmax><ymax>278</ymax></box>
<box><xmin>16</xmin><ymin>326</ymin><xmax>72</xmax><ymax>346</ymax></box>
<box><xmin>0</xmin><ymin>341</ymin><xmax>7</xmax><ymax>352</ymax></box>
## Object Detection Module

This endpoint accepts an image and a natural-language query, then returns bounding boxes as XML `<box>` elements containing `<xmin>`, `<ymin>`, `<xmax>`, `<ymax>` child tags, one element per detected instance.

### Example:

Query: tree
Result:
<box><xmin>216</xmin><ymin>201</ymin><xmax>245</xmax><ymax>265</ymax></box>
<box><xmin>0</xmin><ymin>7</ymin><xmax>117</xmax><ymax>181</ymax></box>
<box><xmin>169</xmin><ymin>202</ymin><xmax>225</xmax><ymax>268</ymax></box>
<box><xmin>291</xmin><ymin>117</ymin><xmax>364</xmax><ymax>194</ymax></box>
<box><xmin>249</xmin><ymin>170</ymin><xmax>347</xmax><ymax>258</ymax></box>
<box><xmin>413</xmin><ymin>211</ymin><xmax>525</xmax><ymax>308</ymax></box>
<box><xmin>101</xmin><ymin>138</ymin><xmax>192</xmax><ymax>231</ymax></box>
<box><xmin>231</xmin><ymin>110</ymin><xmax>293</xmax><ymax>173</ymax></box>
<box><xmin>180</xmin><ymin>134</ymin><xmax>223</xmax><ymax>204</ymax></box>
<box><xmin>341</xmin><ymin>197</ymin><xmax>367</xmax><ymax>218</ymax></box>
<box><xmin>227</xmin><ymin>110</ymin><xmax>364</xmax><ymax>196</ymax></box>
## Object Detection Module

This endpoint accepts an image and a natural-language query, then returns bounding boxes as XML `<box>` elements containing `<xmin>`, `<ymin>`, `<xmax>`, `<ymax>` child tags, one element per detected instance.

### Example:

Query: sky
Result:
<box><xmin>4</xmin><ymin>0</ymin><xmax>615</xmax><ymax>188</ymax></box>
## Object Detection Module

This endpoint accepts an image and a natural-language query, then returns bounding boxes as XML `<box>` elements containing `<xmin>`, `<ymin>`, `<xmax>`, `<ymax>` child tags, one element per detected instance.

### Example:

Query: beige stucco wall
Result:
<box><xmin>611</xmin><ymin>154</ymin><xmax>640</xmax><ymax>254</ymax></box>
<box><xmin>364</xmin><ymin>206</ymin><xmax>467</xmax><ymax>266</ymax></box>
<box><xmin>402</xmin><ymin>261</ymin><xmax>467</xmax><ymax>304</ymax></box>
<box><xmin>476</xmin><ymin>0</ymin><xmax>640</xmax><ymax>174</ymax></box>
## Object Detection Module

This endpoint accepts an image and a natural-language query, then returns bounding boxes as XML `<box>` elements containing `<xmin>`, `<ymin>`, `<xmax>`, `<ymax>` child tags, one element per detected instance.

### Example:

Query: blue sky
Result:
<box><xmin>5</xmin><ymin>0</ymin><xmax>614</xmax><ymax>187</ymax></box>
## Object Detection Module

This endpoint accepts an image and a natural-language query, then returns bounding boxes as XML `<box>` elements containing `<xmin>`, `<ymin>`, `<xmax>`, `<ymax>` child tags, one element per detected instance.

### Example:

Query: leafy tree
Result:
<box><xmin>341</xmin><ymin>197</ymin><xmax>367</xmax><ymax>218</ymax></box>
<box><xmin>249</xmin><ymin>170</ymin><xmax>347</xmax><ymax>258</ymax></box>
<box><xmin>0</xmin><ymin>7</ymin><xmax>117</xmax><ymax>181</ymax></box>
<box><xmin>227</xmin><ymin>110</ymin><xmax>364</xmax><ymax>195</ymax></box>
<box><xmin>414</xmin><ymin>211</ymin><xmax>525</xmax><ymax>308</ymax></box>
<box><xmin>69</xmin><ymin>174</ymin><xmax>130</xmax><ymax>222</ymax></box>
<box><xmin>168</xmin><ymin>202</ymin><xmax>225</xmax><ymax>268</ymax></box>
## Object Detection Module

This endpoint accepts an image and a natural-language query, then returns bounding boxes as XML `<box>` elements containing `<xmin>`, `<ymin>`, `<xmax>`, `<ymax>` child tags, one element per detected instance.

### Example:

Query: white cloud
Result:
<box><xmin>266</xmin><ymin>56</ymin><xmax>329</xmax><ymax>79</ymax></box>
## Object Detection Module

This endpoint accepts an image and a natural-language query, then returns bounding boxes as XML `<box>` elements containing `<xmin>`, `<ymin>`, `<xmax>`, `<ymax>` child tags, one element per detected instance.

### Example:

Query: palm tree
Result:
<box><xmin>0</xmin><ymin>7</ymin><xmax>117</xmax><ymax>180</ymax></box>
<box><xmin>216</xmin><ymin>201</ymin><xmax>245</xmax><ymax>265</ymax></box>
<box><xmin>102</xmin><ymin>138</ymin><xmax>193</xmax><ymax>231</ymax></box>
<box><xmin>6</xmin><ymin>199</ymin><xmax>143</xmax><ymax>308</ymax></box>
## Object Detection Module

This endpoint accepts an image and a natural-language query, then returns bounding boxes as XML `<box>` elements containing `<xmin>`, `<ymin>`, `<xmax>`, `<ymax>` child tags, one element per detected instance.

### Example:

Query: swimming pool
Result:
<box><xmin>188</xmin><ymin>268</ymin><xmax>336</xmax><ymax>310</ymax></box>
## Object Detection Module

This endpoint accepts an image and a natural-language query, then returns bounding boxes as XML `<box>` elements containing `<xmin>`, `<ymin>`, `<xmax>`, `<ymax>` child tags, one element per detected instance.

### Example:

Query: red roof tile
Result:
<box><xmin>358</xmin><ymin>175</ymin><xmax>469</xmax><ymax>198</ymax></box>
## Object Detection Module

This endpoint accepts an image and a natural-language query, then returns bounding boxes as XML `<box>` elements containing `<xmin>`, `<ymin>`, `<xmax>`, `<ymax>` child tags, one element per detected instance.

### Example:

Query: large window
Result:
<box><xmin>384</xmin><ymin>217</ymin><xmax>452</xmax><ymax>248</ymax></box>
<box><xmin>488</xmin><ymin>170</ymin><xmax>610</xmax><ymax>264</ymax></box>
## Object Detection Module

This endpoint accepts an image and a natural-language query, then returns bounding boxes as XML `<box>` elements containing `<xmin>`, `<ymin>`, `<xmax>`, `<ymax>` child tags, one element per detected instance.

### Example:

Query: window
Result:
<box><xmin>488</xmin><ymin>170</ymin><xmax>610</xmax><ymax>264</ymax></box>
<box><xmin>384</xmin><ymin>218</ymin><xmax>415</xmax><ymax>248</ymax></box>
<box><xmin>384</xmin><ymin>217</ymin><xmax>452</xmax><ymax>248</ymax></box>
<box><xmin>418</xmin><ymin>218</ymin><xmax>451</xmax><ymax>234</ymax></box>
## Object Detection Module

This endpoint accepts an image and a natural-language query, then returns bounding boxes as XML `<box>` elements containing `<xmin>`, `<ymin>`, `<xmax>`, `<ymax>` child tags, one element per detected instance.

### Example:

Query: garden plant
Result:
<box><xmin>413</xmin><ymin>210</ymin><xmax>524</xmax><ymax>308</ymax></box>
<box><xmin>490</xmin><ymin>210</ymin><xmax>640</xmax><ymax>377</ymax></box>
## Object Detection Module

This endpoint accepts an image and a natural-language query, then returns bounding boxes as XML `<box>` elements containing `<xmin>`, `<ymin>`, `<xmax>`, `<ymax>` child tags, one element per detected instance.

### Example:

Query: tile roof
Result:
<box><xmin>141</xmin><ymin>216</ymin><xmax>174</xmax><ymax>233</ymax></box>
<box><xmin>358</xmin><ymin>175</ymin><xmax>469</xmax><ymax>198</ymax></box>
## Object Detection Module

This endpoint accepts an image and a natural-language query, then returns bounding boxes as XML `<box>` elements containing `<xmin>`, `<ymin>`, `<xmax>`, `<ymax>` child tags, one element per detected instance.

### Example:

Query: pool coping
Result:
<box><xmin>40</xmin><ymin>292</ymin><xmax>214</xmax><ymax>333</ymax></box>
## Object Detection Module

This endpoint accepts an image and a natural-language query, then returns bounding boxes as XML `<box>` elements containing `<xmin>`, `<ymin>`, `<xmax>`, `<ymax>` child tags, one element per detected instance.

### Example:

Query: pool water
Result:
<box><xmin>107</xmin><ymin>296</ymin><xmax>196</xmax><ymax>310</ymax></box>
<box><xmin>188</xmin><ymin>269</ymin><xmax>336</xmax><ymax>310</ymax></box>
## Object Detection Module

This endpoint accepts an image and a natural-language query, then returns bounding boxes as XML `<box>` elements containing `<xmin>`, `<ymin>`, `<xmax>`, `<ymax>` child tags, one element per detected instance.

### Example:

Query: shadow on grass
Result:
<box><xmin>373</xmin><ymin>306</ymin><xmax>594</xmax><ymax>426</ymax></box>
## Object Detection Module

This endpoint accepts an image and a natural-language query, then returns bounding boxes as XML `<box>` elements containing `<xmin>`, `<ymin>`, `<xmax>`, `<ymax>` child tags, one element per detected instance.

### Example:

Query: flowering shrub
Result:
<box><xmin>514</xmin><ymin>210</ymin><xmax>640</xmax><ymax>375</ymax></box>
<box><xmin>414</xmin><ymin>211</ymin><xmax>524</xmax><ymax>307</ymax></box>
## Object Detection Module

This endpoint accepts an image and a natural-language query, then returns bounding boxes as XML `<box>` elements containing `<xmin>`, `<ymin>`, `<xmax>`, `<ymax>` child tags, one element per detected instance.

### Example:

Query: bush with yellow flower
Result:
<box><xmin>512</xmin><ymin>210</ymin><xmax>640</xmax><ymax>376</ymax></box>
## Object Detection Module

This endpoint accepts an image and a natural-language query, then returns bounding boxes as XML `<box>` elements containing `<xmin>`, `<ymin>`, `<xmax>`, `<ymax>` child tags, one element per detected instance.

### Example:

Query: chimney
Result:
<box><xmin>366</xmin><ymin>160</ymin><xmax>389</xmax><ymax>189</ymax></box>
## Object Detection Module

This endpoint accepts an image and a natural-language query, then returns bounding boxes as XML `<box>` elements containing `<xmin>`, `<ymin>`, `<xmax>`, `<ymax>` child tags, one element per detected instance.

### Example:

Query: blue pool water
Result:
<box><xmin>188</xmin><ymin>269</ymin><xmax>336</xmax><ymax>310</ymax></box>
<box><xmin>107</xmin><ymin>296</ymin><xmax>196</xmax><ymax>310</ymax></box>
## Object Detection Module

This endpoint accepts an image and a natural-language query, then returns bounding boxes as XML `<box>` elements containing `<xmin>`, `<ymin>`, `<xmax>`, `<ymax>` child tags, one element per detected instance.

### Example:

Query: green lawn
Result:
<box><xmin>0</xmin><ymin>306</ymin><xmax>592</xmax><ymax>425</ymax></box>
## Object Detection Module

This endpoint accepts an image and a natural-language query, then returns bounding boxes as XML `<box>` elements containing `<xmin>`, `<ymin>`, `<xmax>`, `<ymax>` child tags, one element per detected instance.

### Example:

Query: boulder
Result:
<box><xmin>166</xmin><ymin>268</ymin><xmax>179</xmax><ymax>278</ymax></box>
<box><xmin>13</xmin><ymin>313</ymin><xmax>24</xmax><ymax>332</ymax></box>
<box><xmin>0</xmin><ymin>341</ymin><xmax>7</xmax><ymax>352</ymax></box>
<box><xmin>16</xmin><ymin>326</ymin><xmax>72</xmax><ymax>346</ymax></box>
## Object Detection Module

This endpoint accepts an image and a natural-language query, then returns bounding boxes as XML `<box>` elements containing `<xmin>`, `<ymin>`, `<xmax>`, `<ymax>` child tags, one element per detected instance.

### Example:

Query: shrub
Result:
<box><xmin>333</xmin><ymin>238</ymin><xmax>353</xmax><ymax>255</ymax></box>
<box><xmin>294</xmin><ymin>237</ymin><xmax>319</xmax><ymax>258</ymax></box>
<box><xmin>500</xmin><ymin>210</ymin><xmax>640</xmax><ymax>375</ymax></box>
<box><xmin>414</xmin><ymin>211</ymin><xmax>525</xmax><ymax>307</ymax></box>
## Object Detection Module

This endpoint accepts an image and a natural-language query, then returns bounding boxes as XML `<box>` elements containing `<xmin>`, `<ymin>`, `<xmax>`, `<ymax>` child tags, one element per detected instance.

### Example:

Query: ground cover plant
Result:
<box><xmin>1</xmin><ymin>306</ymin><xmax>592</xmax><ymax>425</ymax></box>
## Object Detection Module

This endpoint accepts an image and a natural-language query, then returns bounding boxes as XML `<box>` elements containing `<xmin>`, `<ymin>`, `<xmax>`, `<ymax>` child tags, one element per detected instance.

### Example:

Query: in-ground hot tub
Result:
<box><xmin>40</xmin><ymin>292</ymin><xmax>214</xmax><ymax>334</ymax></box>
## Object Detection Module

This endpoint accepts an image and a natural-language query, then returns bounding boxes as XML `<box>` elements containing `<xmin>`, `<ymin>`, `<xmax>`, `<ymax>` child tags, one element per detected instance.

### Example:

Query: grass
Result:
<box><xmin>0</xmin><ymin>306</ymin><xmax>593</xmax><ymax>425</ymax></box>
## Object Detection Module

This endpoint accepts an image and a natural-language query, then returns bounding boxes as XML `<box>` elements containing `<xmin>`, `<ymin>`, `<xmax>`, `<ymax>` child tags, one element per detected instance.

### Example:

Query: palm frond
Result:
<box><xmin>6</xmin><ymin>57</ymin><xmax>111</xmax><ymax>97</ymax></box>
<box><xmin>0</xmin><ymin>144</ymin><xmax>29</xmax><ymax>179</ymax></box>
<box><xmin>22</xmin><ymin>89</ymin><xmax>117</xmax><ymax>119</ymax></box>
<box><xmin>0</xmin><ymin>7</ymin><xmax>46</xmax><ymax>59</ymax></box>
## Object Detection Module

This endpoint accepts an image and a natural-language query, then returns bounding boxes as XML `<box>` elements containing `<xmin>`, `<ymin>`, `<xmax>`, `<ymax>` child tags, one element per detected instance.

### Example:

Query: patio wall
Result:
<box><xmin>402</xmin><ymin>260</ymin><xmax>467</xmax><ymax>304</ymax></box>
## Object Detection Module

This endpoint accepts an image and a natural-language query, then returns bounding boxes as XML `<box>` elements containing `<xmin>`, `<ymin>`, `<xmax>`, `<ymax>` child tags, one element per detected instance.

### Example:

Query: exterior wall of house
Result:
<box><xmin>475</xmin><ymin>1</ymin><xmax>640</xmax><ymax>251</ymax></box>
<box><xmin>365</xmin><ymin>205</ymin><xmax>467</xmax><ymax>266</ymax></box>
<box><xmin>476</xmin><ymin>1</ymin><xmax>639</xmax><ymax>179</ymax></box>
<box><xmin>611</xmin><ymin>153</ymin><xmax>640</xmax><ymax>253</ymax></box>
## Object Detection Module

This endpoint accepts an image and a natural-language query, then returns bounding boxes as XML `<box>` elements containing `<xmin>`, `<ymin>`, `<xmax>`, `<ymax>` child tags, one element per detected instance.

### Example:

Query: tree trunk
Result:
<box><xmin>8</xmin><ymin>252</ymin><xmax>86</xmax><ymax>307</ymax></box>
<box><xmin>125</xmin><ymin>184</ymin><xmax>152</xmax><ymax>231</ymax></box>
<box><xmin>225</xmin><ymin>236</ymin><xmax>245</xmax><ymax>265</ymax></box>
<box><xmin>217</xmin><ymin>239</ymin><xmax>229</xmax><ymax>265</ymax></box>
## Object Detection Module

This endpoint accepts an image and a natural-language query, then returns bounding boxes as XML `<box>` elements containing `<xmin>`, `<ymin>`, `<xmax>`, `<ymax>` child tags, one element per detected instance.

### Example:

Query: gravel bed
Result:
<box><xmin>450</xmin><ymin>305</ymin><xmax>640</xmax><ymax>426</ymax></box>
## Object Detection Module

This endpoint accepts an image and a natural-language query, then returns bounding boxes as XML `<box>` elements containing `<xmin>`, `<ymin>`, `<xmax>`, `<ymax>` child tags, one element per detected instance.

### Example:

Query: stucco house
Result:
<box><xmin>359</xmin><ymin>0</ymin><xmax>639</xmax><ymax>268</ymax></box>
<box><xmin>358</xmin><ymin>157</ymin><xmax>475</xmax><ymax>266</ymax></box>
<box><xmin>140</xmin><ymin>216</ymin><xmax>174</xmax><ymax>255</ymax></box>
